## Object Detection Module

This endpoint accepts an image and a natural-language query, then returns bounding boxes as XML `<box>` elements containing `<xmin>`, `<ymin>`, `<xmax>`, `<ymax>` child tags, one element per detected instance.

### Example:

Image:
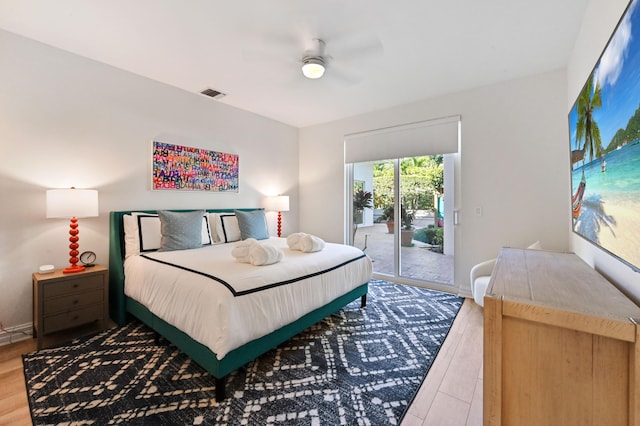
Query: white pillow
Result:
<box><xmin>212</xmin><ymin>213</ymin><xmax>241</xmax><ymax>243</ymax></box>
<box><xmin>123</xmin><ymin>212</ymin><xmax>212</xmax><ymax>258</ymax></box>
<box><xmin>201</xmin><ymin>215</ymin><xmax>213</xmax><ymax>245</ymax></box>
<box><xmin>123</xmin><ymin>213</ymin><xmax>159</xmax><ymax>258</ymax></box>
<box><xmin>208</xmin><ymin>213</ymin><xmax>221</xmax><ymax>243</ymax></box>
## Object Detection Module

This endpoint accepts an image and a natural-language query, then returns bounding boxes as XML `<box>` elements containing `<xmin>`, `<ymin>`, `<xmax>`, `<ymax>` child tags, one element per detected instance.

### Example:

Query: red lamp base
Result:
<box><xmin>277</xmin><ymin>211</ymin><xmax>283</xmax><ymax>238</ymax></box>
<box><xmin>63</xmin><ymin>216</ymin><xmax>84</xmax><ymax>274</ymax></box>
<box><xmin>63</xmin><ymin>264</ymin><xmax>85</xmax><ymax>274</ymax></box>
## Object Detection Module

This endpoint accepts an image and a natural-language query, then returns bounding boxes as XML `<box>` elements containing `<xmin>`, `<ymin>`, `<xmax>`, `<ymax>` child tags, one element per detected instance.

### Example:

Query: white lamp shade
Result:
<box><xmin>46</xmin><ymin>188</ymin><xmax>99</xmax><ymax>218</ymax></box>
<box><xmin>264</xmin><ymin>195</ymin><xmax>290</xmax><ymax>212</ymax></box>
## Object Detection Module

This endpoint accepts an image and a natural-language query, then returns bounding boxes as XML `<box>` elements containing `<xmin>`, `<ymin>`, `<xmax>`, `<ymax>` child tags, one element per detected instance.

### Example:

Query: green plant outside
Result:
<box><xmin>413</xmin><ymin>227</ymin><xmax>443</xmax><ymax>252</ymax></box>
<box><xmin>372</xmin><ymin>155</ymin><xmax>443</xmax><ymax>211</ymax></box>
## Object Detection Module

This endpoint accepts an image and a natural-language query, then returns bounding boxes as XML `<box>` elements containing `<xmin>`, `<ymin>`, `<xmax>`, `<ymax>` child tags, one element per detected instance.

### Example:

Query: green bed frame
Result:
<box><xmin>108</xmin><ymin>209</ymin><xmax>368</xmax><ymax>401</ymax></box>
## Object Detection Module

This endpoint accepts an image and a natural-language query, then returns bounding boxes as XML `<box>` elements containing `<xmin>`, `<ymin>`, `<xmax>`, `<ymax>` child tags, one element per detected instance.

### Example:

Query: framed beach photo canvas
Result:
<box><xmin>152</xmin><ymin>141</ymin><xmax>239</xmax><ymax>192</ymax></box>
<box><xmin>568</xmin><ymin>0</ymin><xmax>640</xmax><ymax>272</ymax></box>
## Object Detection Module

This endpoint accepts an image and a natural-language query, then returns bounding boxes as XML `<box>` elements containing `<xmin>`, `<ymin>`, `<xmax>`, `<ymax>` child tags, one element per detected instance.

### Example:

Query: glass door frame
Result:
<box><xmin>346</xmin><ymin>158</ymin><xmax>456</xmax><ymax>294</ymax></box>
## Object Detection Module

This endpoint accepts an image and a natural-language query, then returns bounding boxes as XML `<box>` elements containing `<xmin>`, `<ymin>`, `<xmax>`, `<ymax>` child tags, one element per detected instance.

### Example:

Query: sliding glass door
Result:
<box><xmin>353</xmin><ymin>159</ymin><xmax>396</xmax><ymax>276</ymax></box>
<box><xmin>351</xmin><ymin>155</ymin><xmax>454</xmax><ymax>288</ymax></box>
<box><xmin>344</xmin><ymin>115</ymin><xmax>460</xmax><ymax>290</ymax></box>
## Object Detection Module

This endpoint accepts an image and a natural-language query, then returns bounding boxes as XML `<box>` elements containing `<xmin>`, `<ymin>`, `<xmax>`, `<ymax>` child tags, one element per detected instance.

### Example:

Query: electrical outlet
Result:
<box><xmin>475</xmin><ymin>207</ymin><xmax>483</xmax><ymax>216</ymax></box>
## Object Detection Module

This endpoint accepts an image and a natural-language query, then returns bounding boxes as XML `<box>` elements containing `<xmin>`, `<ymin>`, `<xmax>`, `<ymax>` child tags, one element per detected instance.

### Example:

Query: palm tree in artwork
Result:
<box><xmin>573</xmin><ymin>73</ymin><xmax>603</xmax><ymax>219</ymax></box>
<box><xmin>576</xmin><ymin>73</ymin><xmax>603</xmax><ymax>164</ymax></box>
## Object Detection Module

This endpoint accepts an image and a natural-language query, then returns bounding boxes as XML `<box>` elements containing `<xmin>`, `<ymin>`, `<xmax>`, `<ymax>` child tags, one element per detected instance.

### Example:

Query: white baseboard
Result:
<box><xmin>0</xmin><ymin>322</ymin><xmax>33</xmax><ymax>346</ymax></box>
<box><xmin>458</xmin><ymin>288</ymin><xmax>473</xmax><ymax>299</ymax></box>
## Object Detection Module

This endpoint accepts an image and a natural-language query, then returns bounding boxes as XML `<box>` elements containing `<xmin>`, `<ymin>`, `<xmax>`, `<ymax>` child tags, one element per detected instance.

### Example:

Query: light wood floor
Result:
<box><xmin>0</xmin><ymin>337</ymin><xmax>34</xmax><ymax>425</ymax></box>
<box><xmin>402</xmin><ymin>298</ymin><xmax>484</xmax><ymax>426</ymax></box>
<box><xmin>0</xmin><ymin>298</ymin><xmax>483</xmax><ymax>425</ymax></box>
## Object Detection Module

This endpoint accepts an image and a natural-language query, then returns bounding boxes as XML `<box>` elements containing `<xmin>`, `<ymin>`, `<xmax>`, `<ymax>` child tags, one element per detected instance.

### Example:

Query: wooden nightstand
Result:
<box><xmin>32</xmin><ymin>265</ymin><xmax>109</xmax><ymax>350</ymax></box>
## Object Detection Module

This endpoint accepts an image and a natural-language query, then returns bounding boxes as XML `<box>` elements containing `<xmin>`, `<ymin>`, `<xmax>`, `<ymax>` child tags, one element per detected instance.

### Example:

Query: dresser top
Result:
<box><xmin>487</xmin><ymin>248</ymin><xmax>640</xmax><ymax>323</ymax></box>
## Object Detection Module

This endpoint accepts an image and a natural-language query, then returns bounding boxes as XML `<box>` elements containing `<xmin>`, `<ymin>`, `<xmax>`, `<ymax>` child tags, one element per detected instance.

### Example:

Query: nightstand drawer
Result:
<box><xmin>43</xmin><ymin>274</ymin><xmax>104</xmax><ymax>298</ymax></box>
<box><xmin>44</xmin><ymin>306</ymin><xmax>102</xmax><ymax>334</ymax></box>
<box><xmin>43</xmin><ymin>289</ymin><xmax>104</xmax><ymax>315</ymax></box>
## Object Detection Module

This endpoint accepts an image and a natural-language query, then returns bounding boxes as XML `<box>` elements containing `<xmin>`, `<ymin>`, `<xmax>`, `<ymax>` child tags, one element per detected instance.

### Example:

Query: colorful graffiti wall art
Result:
<box><xmin>152</xmin><ymin>141</ymin><xmax>239</xmax><ymax>192</ymax></box>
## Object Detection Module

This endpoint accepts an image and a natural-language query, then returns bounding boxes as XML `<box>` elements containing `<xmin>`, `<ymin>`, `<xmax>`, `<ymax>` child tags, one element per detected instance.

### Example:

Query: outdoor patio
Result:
<box><xmin>352</xmin><ymin>216</ymin><xmax>454</xmax><ymax>286</ymax></box>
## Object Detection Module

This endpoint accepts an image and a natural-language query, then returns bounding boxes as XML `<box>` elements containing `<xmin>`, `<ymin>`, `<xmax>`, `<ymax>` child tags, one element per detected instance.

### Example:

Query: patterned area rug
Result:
<box><xmin>23</xmin><ymin>279</ymin><xmax>462</xmax><ymax>425</ymax></box>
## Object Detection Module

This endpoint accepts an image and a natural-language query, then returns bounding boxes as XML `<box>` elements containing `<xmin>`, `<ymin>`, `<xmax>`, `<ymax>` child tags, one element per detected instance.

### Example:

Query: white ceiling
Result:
<box><xmin>0</xmin><ymin>0</ymin><xmax>589</xmax><ymax>128</ymax></box>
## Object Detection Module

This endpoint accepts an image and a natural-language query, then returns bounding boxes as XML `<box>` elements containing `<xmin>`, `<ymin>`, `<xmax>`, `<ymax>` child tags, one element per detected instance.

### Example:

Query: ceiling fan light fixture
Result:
<box><xmin>302</xmin><ymin>57</ymin><xmax>325</xmax><ymax>79</ymax></box>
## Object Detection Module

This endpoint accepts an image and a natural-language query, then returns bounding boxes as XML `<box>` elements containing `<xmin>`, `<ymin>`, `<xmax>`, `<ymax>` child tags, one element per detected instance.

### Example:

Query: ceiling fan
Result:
<box><xmin>301</xmin><ymin>39</ymin><xmax>328</xmax><ymax>79</ymax></box>
<box><xmin>298</xmin><ymin>35</ymin><xmax>383</xmax><ymax>83</ymax></box>
<box><xmin>244</xmin><ymin>32</ymin><xmax>383</xmax><ymax>85</ymax></box>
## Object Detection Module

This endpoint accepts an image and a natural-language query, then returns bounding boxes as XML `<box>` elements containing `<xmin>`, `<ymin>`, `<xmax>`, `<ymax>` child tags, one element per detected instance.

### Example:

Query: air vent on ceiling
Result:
<box><xmin>200</xmin><ymin>88</ymin><xmax>226</xmax><ymax>99</ymax></box>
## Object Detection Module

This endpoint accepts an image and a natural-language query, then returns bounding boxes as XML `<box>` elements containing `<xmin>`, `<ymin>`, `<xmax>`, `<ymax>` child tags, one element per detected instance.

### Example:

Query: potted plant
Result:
<box><xmin>401</xmin><ymin>209</ymin><xmax>415</xmax><ymax>246</ymax></box>
<box><xmin>380</xmin><ymin>205</ymin><xmax>415</xmax><ymax>242</ymax></box>
<box><xmin>353</xmin><ymin>190</ymin><xmax>373</xmax><ymax>241</ymax></box>
<box><xmin>380</xmin><ymin>205</ymin><xmax>395</xmax><ymax>233</ymax></box>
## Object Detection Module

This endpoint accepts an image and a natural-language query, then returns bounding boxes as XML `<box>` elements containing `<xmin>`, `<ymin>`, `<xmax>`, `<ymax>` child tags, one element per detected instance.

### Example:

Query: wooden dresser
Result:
<box><xmin>484</xmin><ymin>248</ymin><xmax>640</xmax><ymax>426</ymax></box>
<box><xmin>32</xmin><ymin>265</ymin><xmax>109</xmax><ymax>349</ymax></box>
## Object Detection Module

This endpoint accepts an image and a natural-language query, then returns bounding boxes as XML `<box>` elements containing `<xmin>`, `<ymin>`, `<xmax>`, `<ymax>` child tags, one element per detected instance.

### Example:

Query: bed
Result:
<box><xmin>108</xmin><ymin>208</ymin><xmax>372</xmax><ymax>401</ymax></box>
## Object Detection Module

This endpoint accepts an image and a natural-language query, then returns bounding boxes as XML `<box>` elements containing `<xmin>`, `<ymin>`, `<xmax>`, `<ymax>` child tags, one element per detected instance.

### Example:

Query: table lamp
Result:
<box><xmin>264</xmin><ymin>195</ymin><xmax>290</xmax><ymax>237</ymax></box>
<box><xmin>46</xmin><ymin>188</ymin><xmax>99</xmax><ymax>273</ymax></box>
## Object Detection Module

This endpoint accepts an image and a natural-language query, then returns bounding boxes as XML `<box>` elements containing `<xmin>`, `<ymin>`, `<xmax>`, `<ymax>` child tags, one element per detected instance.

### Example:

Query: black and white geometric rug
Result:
<box><xmin>23</xmin><ymin>279</ymin><xmax>462</xmax><ymax>425</ymax></box>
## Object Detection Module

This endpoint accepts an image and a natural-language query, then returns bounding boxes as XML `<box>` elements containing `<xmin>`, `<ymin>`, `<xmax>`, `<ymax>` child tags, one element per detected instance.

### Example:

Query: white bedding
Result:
<box><xmin>124</xmin><ymin>237</ymin><xmax>372</xmax><ymax>359</ymax></box>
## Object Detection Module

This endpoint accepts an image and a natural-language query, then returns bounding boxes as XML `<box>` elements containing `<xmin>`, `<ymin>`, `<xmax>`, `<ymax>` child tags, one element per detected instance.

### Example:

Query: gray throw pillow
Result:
<box><xmin>235</xmin><ymin>209</ymin><xmax>269</xmax><ymax>240</ymax></box>
<box><xmin>157</xmin><ymin>210</ymin><xmax>205</xmax><ymax>251</ymax></box>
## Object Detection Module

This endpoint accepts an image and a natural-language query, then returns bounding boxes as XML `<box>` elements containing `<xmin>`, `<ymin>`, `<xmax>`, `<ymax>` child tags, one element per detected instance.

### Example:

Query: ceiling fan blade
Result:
<box><xmin>325</xmin><ymin>63</ymin><xmax>365</xmax><ymax>86</ymax></box>
<box><xmin>241</xmin><ymin>32</ymin><xmax>304</xmax><ymax>63</ymax></box>
<box><xmin>325</xmin><ymin>31</ymin><xmax>383</xmax><ymax>59</ymax></box>
<box><xmin>312</xmin><ymin>32</ymin><xmax>383</xmax><ymax>86</ymax></box>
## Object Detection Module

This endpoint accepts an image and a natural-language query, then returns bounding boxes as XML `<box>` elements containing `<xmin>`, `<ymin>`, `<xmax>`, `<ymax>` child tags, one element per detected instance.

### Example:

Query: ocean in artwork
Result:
<box><xmin>571</xmin><ymin>140</ymin><xmax>640</xmax><ymax>269</ymax></box>
<box><xmin>572</xmin><ymin>140</ymin><xmax>640</xmax><ymax>197</ymax></box>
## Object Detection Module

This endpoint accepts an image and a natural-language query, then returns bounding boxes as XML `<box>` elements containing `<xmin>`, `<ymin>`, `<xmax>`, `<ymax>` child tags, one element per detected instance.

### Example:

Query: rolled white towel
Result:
<box><xmin>299</xmin><ymin>234</ymin><xmax>325</xmax><ymax>253</ymax></box>
<box><xmin>249</xmin><ymin>244</ymin><xmax>283</xmax><ymax>266</ymax></box>
<box><xmin>286</xmin><ymin>232</ymin><xmax>307</xmax><ymax>251</ymax></box>
<box><xmin>231</xmin><ymin>238</ymin><xmax>258</xmax><ymax>263</ymax></box>
<box><xmin>286</xmin><ymin>232</ymin><xmax>325</xmax><ymax>252</ymax></box>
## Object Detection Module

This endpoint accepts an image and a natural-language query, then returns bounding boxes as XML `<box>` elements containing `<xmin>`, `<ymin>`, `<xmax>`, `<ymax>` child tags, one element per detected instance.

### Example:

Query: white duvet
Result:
<box><xmin>124</xmin><ymin>237</ymin><xmax>372</xmax><ymax>359</ymax></box>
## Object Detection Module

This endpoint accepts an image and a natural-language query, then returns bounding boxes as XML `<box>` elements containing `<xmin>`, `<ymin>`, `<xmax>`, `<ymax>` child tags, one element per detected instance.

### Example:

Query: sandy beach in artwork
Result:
<box><xmin>575</xmin><ymin>193</ymin><xmax>640</xmax><ymax>268</ymax></box>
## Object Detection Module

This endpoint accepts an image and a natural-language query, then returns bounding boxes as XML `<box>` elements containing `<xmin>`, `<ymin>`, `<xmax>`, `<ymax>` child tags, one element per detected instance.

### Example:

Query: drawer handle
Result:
<box><xmin>73</xmin><ymin>300</ymin><xmax>79</xmax><ymax>305</ymax></box>
<box><xmin>73</xmin><ymin>284</ymin><xmax>79</xmax><ymax>288</ymax></box>
<box><xmin>72</xmin><ymin>315</ymin><xmax>79</xmax><ymax>321</ymax></box>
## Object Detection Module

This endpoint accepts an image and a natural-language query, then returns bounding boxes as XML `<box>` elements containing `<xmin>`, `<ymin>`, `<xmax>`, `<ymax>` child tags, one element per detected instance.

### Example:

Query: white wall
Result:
<box><xmin>0</xmin><ymin>30</ymin><xmax>299</xmax><ymax>334</ymax></box>
<box><xmin>299</xmin><ymin>69</ymin><xmax>570</xmax><ymax>295</ymax></box>
<box><xmin>567</xmin><ymin>0</ymin><xmax>640</xmax><ymax>303</ymax></box>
